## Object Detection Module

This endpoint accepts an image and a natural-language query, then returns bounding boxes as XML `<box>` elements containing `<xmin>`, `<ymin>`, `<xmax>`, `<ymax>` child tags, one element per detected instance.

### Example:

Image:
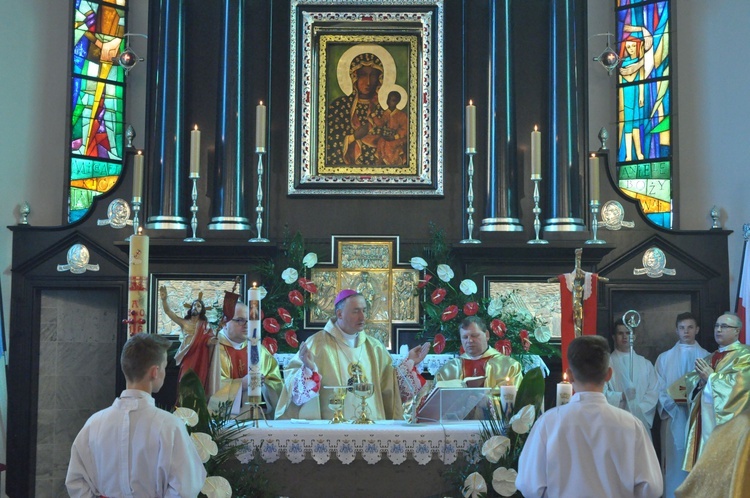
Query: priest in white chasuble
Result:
<box><xmin>275</xmin><ymin>290</ymin><xmax>427</xmax><ymax>421</ymax></box>
<box><xmin>605</xmin><ymin>319</ymin><xmax>660</xmax><ymax>433</ymax></box>
<box><xmin>435</xmin><ymin>316</ymin><xmax>523</xmax><ymax>389</ymax></box>
<box><xmin>683</xmin><ymin>313</ymin><xmax>750</xmax><ymax>471</ymax></box>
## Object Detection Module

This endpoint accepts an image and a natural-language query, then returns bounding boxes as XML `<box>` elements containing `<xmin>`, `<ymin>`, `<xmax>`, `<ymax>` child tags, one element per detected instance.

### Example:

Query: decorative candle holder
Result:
<box><xmin>460</xmin><ymin>150</ymin><xmax>481</xmax><ymax>244</ymax></box>
<box><xmin>126</xmin><ymin>200</ymin><xmax>141</xmax><ymax>242</ymax></box>
<box><xmin>249</xmin><ymin>150</ymin><xmax>270</xmax><ymax>243</ymax></box>
<box><xmin>244</xmin><ymin>386</ymin><xmax>267</xmax><ymax>428</ymax></box>
<box><xmin>184</xmin><ymin>174</ymin><xmax>205</xmax><ymax>242</ymax></box>
<box><xmin>527</xmin><ymin>178</ymin><xmax>548</xmax><ymax>244</ymax></box>
<box><xmin>585</xmin><ymin>200</ymin><xmax>606</xmax><ymax>244</ymax></box>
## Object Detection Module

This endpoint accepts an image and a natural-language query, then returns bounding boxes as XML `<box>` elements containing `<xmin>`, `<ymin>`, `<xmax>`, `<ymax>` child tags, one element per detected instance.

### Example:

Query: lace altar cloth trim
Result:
<box><xmin>275</xmin><ymin>353</ymin><xmax>456</xmax><ymax>375</ymax></box>
<box><xmin>236</xmin><ymin>420</ymin><xmax>482</xmax><ymax>466</ymax></box>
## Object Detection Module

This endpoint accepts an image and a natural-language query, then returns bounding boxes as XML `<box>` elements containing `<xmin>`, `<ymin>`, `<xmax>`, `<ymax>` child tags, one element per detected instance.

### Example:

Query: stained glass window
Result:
<box><xmin>615</xmin><ymin>0</ymin><xmax>672</xmax><ymax>228</ymax></box>
<box><xmin>68</xmin><ymin>0</ymin><xmax>128</xmax><ymax>223</ymax></box>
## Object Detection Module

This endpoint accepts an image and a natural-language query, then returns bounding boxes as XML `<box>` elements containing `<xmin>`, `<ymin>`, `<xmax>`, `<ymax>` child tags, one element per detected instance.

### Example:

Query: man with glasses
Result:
<box><xmin>208</xmin><ymin>302</ymin><xmax>283</xmax><ymax>417</ymax></box>
<box><xmin>683</xmin><ymin>313</ymin><xmax>750</xmax><ymax>471</ymax></box>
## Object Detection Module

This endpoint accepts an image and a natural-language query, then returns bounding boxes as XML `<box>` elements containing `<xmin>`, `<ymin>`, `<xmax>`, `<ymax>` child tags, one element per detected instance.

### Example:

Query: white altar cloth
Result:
<box><xmin>274</xmin><ymin>353</ymin><xmax>457</xmax><ymax>375</ymax></box>
<box><xmin>236</xmin><ymin>420</ymin><xmax>482</xmax><ymax>466</ymax></box>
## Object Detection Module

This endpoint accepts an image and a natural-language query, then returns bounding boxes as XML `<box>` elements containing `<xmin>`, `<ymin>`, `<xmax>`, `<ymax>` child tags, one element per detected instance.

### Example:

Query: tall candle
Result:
<box><xmin>589</xmin><ymin>153</ymin><xmax>600</xmax><ymax>202</ymax></box>
<box><xmin>132</xmin><ymin>151</ymin><xmax>144</xmax><ymax>200</ymax></box>
<box><xmin>127</xmin><ymin>228</ymin><xmax>149</xmax><ymax>336</ymax></box>
<box><xmin>465</xmin><ymin>100</ymin><xmax>476</xmax><ymax>151</ymax></box>
<box><xmin>556</xmin><ymin>372</ymin><xmax>572</xmax><ymax>407</ymax></box>
<box><xmin>247</xmin><ymin>284</ymin><xmax>262</xmax><ymax>400</ymax></box>
<box><xmin>531</xmin><ymin>126</ymin><xmax>541</xmax><ymax>180</ymax></box>
<box><xmin>499</xmin><ymin>377</ymin><xmax>517</xmax><ymax>417</ymax></box>
<box><xmin>256</xmin><ymin>101</ymin><xmax>267</xmax><ymax>152</ymax></box>
<box><xmin>190</xmin><ymin>125</ymin><xmax>201</xmax><ymax>178</ymax></box>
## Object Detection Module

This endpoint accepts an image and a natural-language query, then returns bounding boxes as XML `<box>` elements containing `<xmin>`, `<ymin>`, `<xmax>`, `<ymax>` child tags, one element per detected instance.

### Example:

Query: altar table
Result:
<box><xmin>236</xmin><ymin>420</ymin><xmax>482</xmax><ymax>498</ymax></box>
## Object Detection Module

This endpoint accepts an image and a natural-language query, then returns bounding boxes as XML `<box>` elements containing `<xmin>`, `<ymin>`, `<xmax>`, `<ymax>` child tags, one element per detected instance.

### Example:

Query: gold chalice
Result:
<box><xmin>352</xmin><ymin>381</ymin><xmax>375</xmax><ymax>424</ymax></box>
<box><xmin>327</xmin><ymin>387</ymin><xmax>348</xmax><ymax>424</ymax></box>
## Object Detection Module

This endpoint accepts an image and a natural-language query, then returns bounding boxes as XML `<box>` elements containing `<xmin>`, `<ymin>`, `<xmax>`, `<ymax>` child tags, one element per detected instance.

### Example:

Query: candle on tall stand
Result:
<box><xmin>499</xmin><ymin>377</ymin><xmax>517</xmax><ymax>418</ymax></box>
<box><xmin>185</xmin><ymin>125</ymin><xmax>204</xmax><ymax>242</ymax></box>
<box><xmin>129</xmin><ymin>151</ymin><xmax>144</xmax><ymax>241</ymax></box>
<box><xmin>460</xmin><ymin>100</ymin><xmax>481</xmax><ymax>244</ymax></box>
<box><xmin>556</xmin><ymin>372</ymin><xmax>572</xmax><ymax>407</ymax></box>
<box><xmin>125</xmin><ymin>227</ymin><xmax>149</xmax><ymax>336</ymax></box>
<box><xmin>246</xmin><ymin>284</ymin><xmax>265</xmax><ymax>425</ymax></box>
<box><xmin>585</xmin><ymin>153</ymin><xmax>605</xmax><ymax>244</ymax></box>
<box><xmin>528</xmin><ymin>126</ymin><xmax>548</xmax><ymax>244</ymax></box>
<box><xmin>250</xmin><ymin>101</ymin><xmax>270</xmax><ymax>243</ymax></box>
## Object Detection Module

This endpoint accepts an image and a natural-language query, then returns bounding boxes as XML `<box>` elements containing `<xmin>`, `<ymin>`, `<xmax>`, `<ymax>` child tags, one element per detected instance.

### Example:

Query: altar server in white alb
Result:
<box><xmin>66</xmin><ymin>333</ymin><xmax>206</xmax><ymax>497</ymax></box>
<box><xmin>605</xmin><ymin>318</ymin><xmax>660</xmax><ymax>433</ymax></box>
<box><xmin>654</xmin><ymin>312</ymin><xmax>708</xmax><ymax>498</ymax></box>
<box><xmin>516</xmin><ymin>335</ymin><xmax>662</xmax><ymax>498</ymax></box>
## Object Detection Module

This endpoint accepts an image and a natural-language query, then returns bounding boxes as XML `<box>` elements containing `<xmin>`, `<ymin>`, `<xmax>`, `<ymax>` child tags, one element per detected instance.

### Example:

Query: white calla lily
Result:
<box><xmin>201</xmin><ymin>476</ymin><xmax>233</xmax><ymax>498</ymax></box>
<box><xmin>258</xmin><ymin>285</ymin><xmax>268</xmax><ymax>299</ymax></box>
<box><xmin>437</xmin><ymin>264</ymin><xmax>454</xmax><ymax>282</ymax></box>
<box><xmin>462</xmin><ymin>472</ymin><xmax>488</xmax><ymax>498</ymax></box>
<box><xmin>481</xmin><ymin>435</ymin><xmax>511</xmax><ymax>463</ymax></box>
<box><xmin>487</xmin><ymin>296</ymin><xmax>503</xmax><ymax>317</ymax></box>
<box><xmin>302</xmin><ymin>252</ymin><xmax>318</xmax><ymax>268</ymax></box>
<box><xmin>509</xmin><ymin>404</ymin><xmax>536</xmax><ymax>434</ymax></box>
<box><xmin>534</xmin><ymin>325</ymin><xmax>551</xmax><ymax>343</ymax></box>
<box><xmin>459</xmin><ymin>279</ymin><xmax>478</xmax><ymax>296</ymax></box>
<box><xmin>281</xmin><ymin>267</ymin><xmax>298</xmax><ymax>284</ymax></box>
<box><xmin>410</xmin><ymin>257</ymin><xmax>428</xmax><ymax>270</ymax></box>
<box><xmin>492</xmin><ymin>467</ymin><xmax>518</xmax><ymax>497</ymax></box>
<box><xmin>173</xmin><ymin>407</ymin><xmax>199</xmax><ymax>427</ymax></box>
<box><xmin>191</xmin><ymin>432</ymin><xmax>218</xmax><ymax>463</ymax></box>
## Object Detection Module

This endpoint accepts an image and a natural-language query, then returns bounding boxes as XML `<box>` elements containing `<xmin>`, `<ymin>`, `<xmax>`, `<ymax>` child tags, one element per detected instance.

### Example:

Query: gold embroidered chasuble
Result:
<box><xmin>435</xmin><ymin>347</ymin><xmax>524</xmax><ymax>390</ymax></box>
<box><xmin>275</xmin><ymin>320</ymin><xmax>403</xmax><ymax>421</ymax></box>
<box><xmin>683</xmin><ymin>341</ymin><xmax>750</xmax><ymax>471</ymax></box>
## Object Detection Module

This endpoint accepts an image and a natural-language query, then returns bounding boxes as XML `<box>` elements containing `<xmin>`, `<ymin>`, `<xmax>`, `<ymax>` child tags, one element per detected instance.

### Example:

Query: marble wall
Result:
<box><xmin>35</xmin><ymin>289</ymin><xmax>119</xmax><ymax>497</ymax></box>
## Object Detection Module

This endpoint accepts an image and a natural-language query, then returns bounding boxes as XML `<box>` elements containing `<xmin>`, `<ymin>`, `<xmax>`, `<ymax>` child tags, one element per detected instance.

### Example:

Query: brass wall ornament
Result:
<box><xmin>56</xmin><ymin>244</ymin><xmax>100</xmax><ymax>274</ymax></box>
<box><xmin>633</xmin><ymin>247</ymin><xmax>675</xmax><ymax>278</ymax></box>
<box><xmin>97</xmin><ymin>198</ymin><xmax>133</xmax><ymax>229</ymax></box>
<box><xmin>600</xmin><ymin>200</ymin><xmax>635</xmax><ymax>230</ymax></box>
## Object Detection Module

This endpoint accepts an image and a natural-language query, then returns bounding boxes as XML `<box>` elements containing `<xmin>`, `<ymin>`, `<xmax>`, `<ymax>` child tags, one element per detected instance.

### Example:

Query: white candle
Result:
<box><xmin>132</xmin><ymin>151</ymin><xmax>144</xmax><ymax>199</ymax></box>
<box><xmin>465</xmin><ymin>100</ymin><xmax>476</xmax><ymax>151</ymax></box>
<box><xmin>127</xmin><ymin>228</ymin><xmax>149</xmax><ymax>336</ymax></box>
<box><xmin>256</xmin><ymin>101</ymin><xmax>267</xmax><ymax>152</ymax></box>
<box><xmin>190</xmin><ymin>125</ymin><xmax>201</xmax><ymax>178</ymax></box>
<box><xmin>556</xmin><ymin>372</ymin><xmax>572</xmax><ymax>407</ymax></box>
<box><xmin>531</xmin><ymin>126</ymin><xmax>541</xmax><ymax>180</ymax></box>
<box><xmin>247</xmin><ymin>284</ymin><xmax>262</xmax><ymax>399</ymax></box>
<box><xmin>589</xmin><ymin>153</ymin><xmax>600</xmax><ymax>202</ymax></box>
<box><xmin>499</xmin><ymin>377</ymin><xmax>517</xmax><ymax>416</ymax></box>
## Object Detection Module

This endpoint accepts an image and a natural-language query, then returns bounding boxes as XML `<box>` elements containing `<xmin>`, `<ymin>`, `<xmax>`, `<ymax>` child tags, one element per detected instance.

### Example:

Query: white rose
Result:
<box><xmin>462</xmin><ymin>472</ymin><xmax>488</xmax><ymax>498</ymax></box>
<box><xmin>534</xmin><ymin>325</ymin><xmax>551</xmax><ymax>343</ymax></box>
<box><xmin>302</xmin><ymin>252</ymin><xmax>318</xmax><ymax>268</ymax></box>
<box><xmin>437</xmin><ymin>264</ymin><xmax>454</xmax><ymax>282</ymax></box>
<box><xmin>492</xmin><ymin>467</ymin><xmax>518</xmax><ymax>497</ymax></box>
<box><xmin>459</xmin><ymin>279</ymin><xmax>478</xmax><ymax>296</ymax></box>
<box><xmin>410</xmin><ymin>257</ymin><xmax>428</xmax><ymax>270</ymax></box>
<box><xmin>509</xmin><ymin>404</ymin><xmax>536</xmax><ymax>434</ymax></box>
<box><xmin>281</xmin><ymin>267</ymin><xmax>298</xmax><ymax>284</ymax></box>
<box><xmin>481</xmin><ymin>435</ymin><xmax>510</xmax><ymax>463</ymax></box>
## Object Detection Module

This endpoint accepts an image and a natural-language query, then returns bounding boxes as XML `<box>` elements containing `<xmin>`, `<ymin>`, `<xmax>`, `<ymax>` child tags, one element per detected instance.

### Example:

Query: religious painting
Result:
<box><xmin>288</xmin><ymin>0</ymin><xmax>444</xmax><ymax>196</ymax></box>
<box><xmin>152</xmin><ymin>276</ymin><xmax>243</xmax><ymax>336</ymax></box>
<box><xmin>487</xmin><ymin>279</ymin><xmax>562</xmax><ymax>341</ymax></box>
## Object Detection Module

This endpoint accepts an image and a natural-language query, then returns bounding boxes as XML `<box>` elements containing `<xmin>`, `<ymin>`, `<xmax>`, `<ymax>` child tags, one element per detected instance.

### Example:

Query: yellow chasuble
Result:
<box><xmin>683</xmin><ymin>342</ymin><xmax>750</xmax><ymax>471</ymax></box>
<box><xmin>275</xmin><ymin>320</ymin><xmax>402</xmax><ymax>421</ymax></box>
<box><xmin>435</xmin><ymin>347</ymin><xmax>524</xmax><ymax>391</ymax></box>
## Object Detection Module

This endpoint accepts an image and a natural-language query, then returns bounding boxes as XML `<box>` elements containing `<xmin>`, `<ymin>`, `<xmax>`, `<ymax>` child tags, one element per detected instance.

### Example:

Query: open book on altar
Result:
<box><xmin>416</xmin><ymin>385</ymin><xmax>491</xmax><ymax>423</ymax></box>
<box><xmin>435</xmin><ymin>376</ymin><xmax>486</xmax><ymax>389</ymax></box>
<box><xmin>668</xmin><ymin>375</ymin><xmax>688</xmax><ymax>403</ymax></box>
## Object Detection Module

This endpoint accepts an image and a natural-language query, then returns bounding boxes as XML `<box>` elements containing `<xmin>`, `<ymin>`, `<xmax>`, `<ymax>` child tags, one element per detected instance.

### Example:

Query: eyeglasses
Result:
<box><xmin>231</xmin><ymin>318</ymin><xmax>248</xmax><ymax>324</ymax></box>
<box><xmin>714</xmin><ymin>323</ymin><xmax>739</xmax><ymax>331</ymax></box>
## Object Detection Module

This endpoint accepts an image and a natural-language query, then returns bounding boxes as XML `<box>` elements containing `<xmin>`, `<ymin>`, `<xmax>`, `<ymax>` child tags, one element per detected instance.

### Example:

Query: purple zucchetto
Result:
<box><xmin>334</xmin><ymin>289</ymin><xmax>359</xmax><ymax>306</ymax></box>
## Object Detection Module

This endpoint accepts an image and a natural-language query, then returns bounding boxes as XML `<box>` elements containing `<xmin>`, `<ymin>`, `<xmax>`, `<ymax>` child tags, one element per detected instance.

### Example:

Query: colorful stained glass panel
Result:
<box><xmin>73</xmin><ymin>1</ymin><xmax>126</xmax><ymax>83</ymax></box>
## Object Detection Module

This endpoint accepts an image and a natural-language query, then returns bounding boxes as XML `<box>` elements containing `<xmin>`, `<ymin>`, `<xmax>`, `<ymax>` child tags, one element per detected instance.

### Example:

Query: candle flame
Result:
<box><xmin>194</xmin><ymin>124</ymin><xmax>199</xmax><ymax>131</ymax></box>
<box><xmin>591</xmin><ymin>153</ymin><xmax>597</xmax><ymax>158</ymax></box>
<box><xmin>469</xmin><ymin>99</ymin><xmax>473</xmax><ymax>105</ymax></box>
<box><xmin>137</xmin><ymin>150</ymin><xmax>142</xmax><ymax>156</ymax></box>
<box><xmin>534</xmin><ymin>125</ymin><xmax>538</xmax><ymax>132</ymax></box>
<box><xmin>137</xmin><ymin>227</ymin><xmax>143</xmax><ymax>235</ymax></box>
<box><xmin>252</xmin><ymin>281</ymin><xmax>257</xmax><ymax>288</ymax></box>
<box><xmin>505</xmin><ymin>376</ymin><xmax>510</xmax><ymax>385</ymax></box>
<box><xmin>563</xmin><ymin>372</ymin><xmax>568</xmax><ymax>382</ymax></box>
<box><xmin>260</xmin><ymin>100</ymin><xmax>264</xmax><ymax>106</ymax></box>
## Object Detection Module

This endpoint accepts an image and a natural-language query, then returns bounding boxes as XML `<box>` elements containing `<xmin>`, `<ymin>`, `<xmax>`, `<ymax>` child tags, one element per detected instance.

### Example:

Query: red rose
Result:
<box><xmin>433</xmin><ymin>333</ymin><xmax>446</xmax><ymax>354</ymax></box>
<box><xmin>491</xmin><ymin>319</ymin><xmax>507</xmax><ymax>338</ymax></box>
<box><xmin>277</xmin><ymin>308</ymin><xmax>292</xmax><ymax>324</ymax></box>
<box><xmin>441</xmin><ymin>305</ymin><xmax>459</xmax><ymax>322</ymax></box>
<box><xmin>288</xmin><ymin>290</ymin><xmax>304</xmax><ymax>306</ymax></box>
<box><xmin>417</xmin><ymin>274</ymin><xmax>433</xmax><ymax>289</ymax></box>
<box><xmin>495</xmin><ymin>339</ymin><xmax>512</xmax><ymax>356</ymax></box>
<box><xmin>262</xmin><ymin>317</ymin><xmax>280</xmax><ymax>334</ymax></box>
<box><xmin>284</xmin><ymin>329</ymin><xmax>299</xmax><ymax>348</ymax></box>
<box><xmin>262</xmin><ymin>337</ymin><xmax>278</xmax><ymax>355</ymax></box>
<box><xmin>431</xmin><ymin>288</ymin><xmax>447</xmax><ymax>304</ymax></box>
<box><xmin>463</xmin><ymin>301</ymin><xmax>479</xmax><ymax>316</ymax></box>
<box><xmin>298</xmin><ymin>277</ymin><xmax>318</xmax><ymax>294</ymax></box>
